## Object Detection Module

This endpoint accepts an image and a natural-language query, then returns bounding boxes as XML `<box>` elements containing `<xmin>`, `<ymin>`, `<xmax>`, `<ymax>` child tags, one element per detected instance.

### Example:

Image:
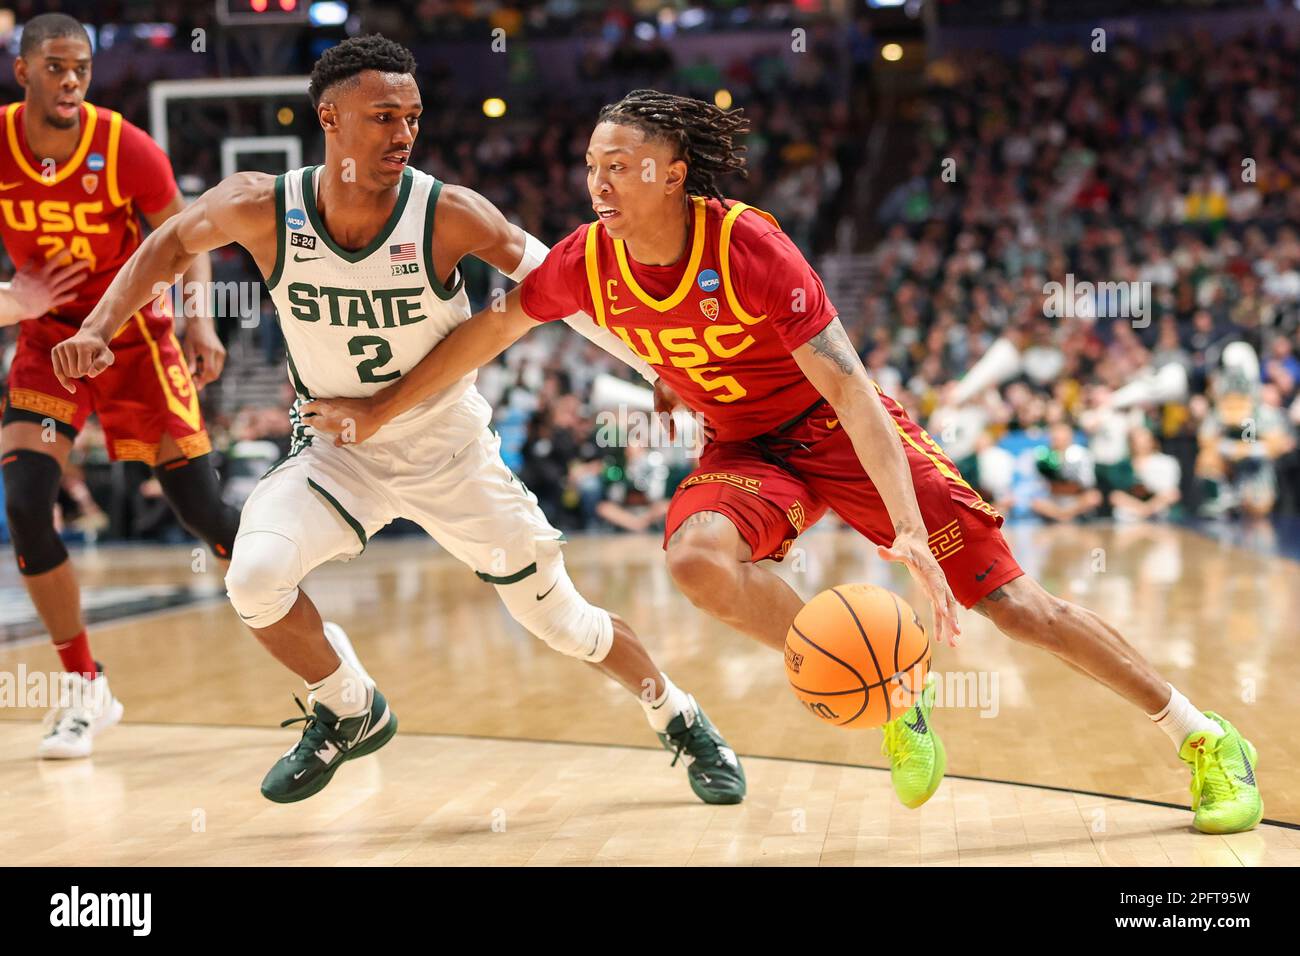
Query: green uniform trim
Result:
<box><xmin>303</xmin><ymin>164</ymin><xmax>414</xmax><ymax>263</ymax></box>
<box><xmin>267</xmin><ymin>172</ymin><xmax>287</xmax><ymax>290</ymax></box>
<box><xmin>475</xmin><ymin>562</ymin><xmax>537</xmax><ymax>585</ymax></box>
<box><xmin>422</xmin><ymin>178</ymin><xmax>465</xmax><ymax>301</ymax></box>
<box><xmin>307</xmin><ymin>478</ymin><xmax>367</xmax><ymax>549</ymax></box>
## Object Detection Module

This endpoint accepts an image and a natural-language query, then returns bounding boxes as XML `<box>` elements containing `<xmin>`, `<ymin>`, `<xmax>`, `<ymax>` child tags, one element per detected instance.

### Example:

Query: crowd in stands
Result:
<box><xmin>858</xmin><ymin>31</ymin><xmax>1300</xmax><ymax>527</ymax></box>
<box><xmin>4</xmin><ymin>22</ymin><xmax>1300</xmax><ymax>548</ymax></box>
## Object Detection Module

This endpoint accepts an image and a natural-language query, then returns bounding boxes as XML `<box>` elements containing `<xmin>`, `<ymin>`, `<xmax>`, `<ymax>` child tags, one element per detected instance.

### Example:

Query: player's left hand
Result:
<box><xmin>183</xmin><ymin>320</ymin><xmax>227</xmax><ymax>389</ymax></box>
<box><xmin>877</xmin><ymin>531</ymin><xmax>962</xmax><ymax>647</ymax></box>
<box><xmin>299</xmin><ymin>397</ymin><xmax>383</xmax><ymax>447</ymax></box>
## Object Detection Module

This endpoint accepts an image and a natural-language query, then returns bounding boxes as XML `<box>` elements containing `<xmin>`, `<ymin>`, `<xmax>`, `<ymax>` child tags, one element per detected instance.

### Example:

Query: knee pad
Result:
<box><xmin>2</xmin><ymin>450</ymin><xmax>68</xmax><ymax>575</ymax></box>
<box><xmin>224</xmin><ymin>530</ymin><xmax>303</xmax><ymax>629</ymax></box>
<box><xmin>493</xmin><ymin>546</ymin><xmax>613</xmax><ymax>663</ymax></box>
<box><xmin>155</xmin><ymin>454</ymin><xmax>240</xmax><ymax>559</ymax></box>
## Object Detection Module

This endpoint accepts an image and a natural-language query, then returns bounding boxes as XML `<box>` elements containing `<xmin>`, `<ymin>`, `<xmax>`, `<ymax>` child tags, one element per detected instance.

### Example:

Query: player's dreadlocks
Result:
<box><xmin>19</xmin><ymin>13</ymin><xmax>91</xmax><ymax>58</ymax></box>
<box><xmin>597</xmin><ymin>89</ymin><xmax>750</xmax><ymax>203</ymax></box>
<box><xmin>308</xmin><ymin>34</ymin><xmax>418</xmax><ymax>107</ymax></box>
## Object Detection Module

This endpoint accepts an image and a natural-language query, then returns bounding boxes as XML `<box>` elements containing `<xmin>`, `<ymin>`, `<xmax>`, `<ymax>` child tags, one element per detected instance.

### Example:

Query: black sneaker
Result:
<box><xmin>261</xmin><ymin>686</ymin><xmax>397</xmax><ymax>803</ymax></box>
<box><xmin>658</xmin><ymin>696</ymin><xmax>746</xmax><ymax>805</ymax></box>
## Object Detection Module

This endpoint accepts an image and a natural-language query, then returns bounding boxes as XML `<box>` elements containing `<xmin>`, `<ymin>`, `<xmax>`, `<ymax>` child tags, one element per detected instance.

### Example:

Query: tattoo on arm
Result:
<box><xmin>806</xmin><ymin>322</ymin><xmax>859</xmax><ymax>376</ymax></box>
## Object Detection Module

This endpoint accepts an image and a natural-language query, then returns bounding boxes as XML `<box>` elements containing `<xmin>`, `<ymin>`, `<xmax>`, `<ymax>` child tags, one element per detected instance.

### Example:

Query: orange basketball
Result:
<box><xmin>784</xmin><ymin>584</ymin><xmax>931</xmax><ymax>729</ymax></box>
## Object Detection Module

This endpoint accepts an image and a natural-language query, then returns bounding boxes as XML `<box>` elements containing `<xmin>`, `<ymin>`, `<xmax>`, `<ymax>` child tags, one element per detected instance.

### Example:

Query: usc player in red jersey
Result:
<box><xmin>0</xmin><ymin>15</ymin><xmax>240</xmax><ymax>758</ymax></box>
<box><xmin>299</xmin><ymin>90</ymin><xmax>1263</xmax><ymax>833</ymax></box>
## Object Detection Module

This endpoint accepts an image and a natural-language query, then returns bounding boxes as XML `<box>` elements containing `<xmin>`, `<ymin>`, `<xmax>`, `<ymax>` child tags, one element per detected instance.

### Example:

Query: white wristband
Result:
<box><xmin>505</xmin><ymin>232</ymin><xmax>549</xmax><ymax>282</ymax></box>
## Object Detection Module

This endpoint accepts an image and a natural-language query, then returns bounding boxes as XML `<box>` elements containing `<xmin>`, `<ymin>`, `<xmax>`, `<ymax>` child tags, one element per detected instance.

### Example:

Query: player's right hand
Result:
<box><xmin>653</xmin><ymin>377</ymin><xmax>715</xmax><ymax>442</ymax></box>
<box><xmin>9</xmin><ymin>255</ymin><xmax>91</xmax><ymax>320</ymax></box>
<box><xmin>52</xmin><ymin>329</ymin><xmax>114</xmax><ymax>393</ymax></box>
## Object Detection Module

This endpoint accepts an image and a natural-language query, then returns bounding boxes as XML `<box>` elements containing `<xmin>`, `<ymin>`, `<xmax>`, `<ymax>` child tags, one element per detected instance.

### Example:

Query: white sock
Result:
<box><xmin>1149</xmin><ymin>683</ymin><xmax>1218</xmax><ymax>749</ymax></box>
<box><xmin>306</xmin><ymin>660</ymin><xmax>369</xmax><ymax>719</ymax></box>
<box><xmin>641</xmin><ymin>672</ymin><xmax>692</xmax><ymax>733</ymax></box>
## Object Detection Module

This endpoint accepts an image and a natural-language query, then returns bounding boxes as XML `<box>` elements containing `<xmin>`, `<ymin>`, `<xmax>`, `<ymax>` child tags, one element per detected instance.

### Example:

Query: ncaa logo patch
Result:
<box><xmin>86</xmin><ymin>152</ymin><xmax>105</xmax><ymax>172</ymax></box>
<box><xmin>696</xmin><ymin>269</ymin><xmax>720</xmax><ymax>293</ymax></box>
<box><xmin>285</xmin><ymin>208</ymin><xmax>306</xmax><ymax>230</ymax></box>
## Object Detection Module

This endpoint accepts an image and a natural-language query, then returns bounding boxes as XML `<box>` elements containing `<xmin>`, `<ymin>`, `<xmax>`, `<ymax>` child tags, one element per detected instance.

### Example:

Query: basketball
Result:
<box><xmin>784</xmin><ymin>584</ymin><xmax>931</xmax><ymax>729</ymax></box>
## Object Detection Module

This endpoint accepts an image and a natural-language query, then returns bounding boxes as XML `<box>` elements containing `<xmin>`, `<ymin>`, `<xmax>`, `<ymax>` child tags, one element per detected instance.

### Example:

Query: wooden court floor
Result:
<box><xmin>0</xmin><ymin>521</ymin><xmax>1296</xmax><ymax>866</ymax></box>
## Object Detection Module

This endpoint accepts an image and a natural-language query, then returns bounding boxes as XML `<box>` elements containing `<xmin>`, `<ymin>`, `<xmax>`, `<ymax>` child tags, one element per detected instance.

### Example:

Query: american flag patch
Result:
<box><xmin>389</xmin><ymin>243</ymin><xmax>416</xmax><ymax>262</ymax></box>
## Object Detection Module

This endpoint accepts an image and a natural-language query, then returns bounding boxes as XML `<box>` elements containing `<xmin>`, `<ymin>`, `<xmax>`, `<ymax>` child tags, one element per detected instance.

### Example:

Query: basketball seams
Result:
<box><xmin>889</xmin><ymin>592</ymin><xmax>902</xmax><ymax>674</ymax></box>
<box><xmin>789</xmin><ymin>623</ymin><xmax>871</xmax><ymax>726</ymax></box>
<box><xmin>794</xmin><ymin>642</ymin><xmax>930</xmax><ymax>694</ymax></box>
<box><xmin>830</xmin><ymin>586</ymin><xmax>892</xmax><ymax>722</ymax></box>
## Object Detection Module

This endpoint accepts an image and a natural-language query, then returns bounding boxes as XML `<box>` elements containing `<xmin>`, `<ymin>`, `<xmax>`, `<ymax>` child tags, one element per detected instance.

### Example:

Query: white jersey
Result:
<box><xmin>266</xmin><ymin>164</ymin><xmax>476</xmax><ymax>443</ymax></box>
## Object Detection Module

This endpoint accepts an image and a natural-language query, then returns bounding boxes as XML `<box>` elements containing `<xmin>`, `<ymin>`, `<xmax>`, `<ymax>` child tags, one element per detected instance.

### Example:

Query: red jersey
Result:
<box><xmin>0</xmin><ymin>101</ymin><xmax>178</xmax><ymax>320</ymax></box>
<box><xmin>521</xmin><ymin>197</ymin><xmax>836</xmax><ymax>441</ymax></box>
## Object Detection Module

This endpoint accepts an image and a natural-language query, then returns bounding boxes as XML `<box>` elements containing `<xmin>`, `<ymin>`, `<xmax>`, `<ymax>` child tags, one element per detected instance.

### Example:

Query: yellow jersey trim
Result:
<box><xmin>719</xmin><ymin>201</ymin><xmax>779</xmax><ymax>327</ymax></box>
<box><xmin>105</xmin><ymin>109</ymin><xmax>126</xmax><ymax>207</ymax></box>
<box><xmin>583</xmin><ymin>223</ymin><xmax>609</xmax><ymax>329</ymax></box>
<box><xmin>5</xmin><ymin>102</ymin><xmax>98</xmax><ymax>186</ymax></box>
<box><xmin>611</xmin><ymin>196</ymin><xmax>706</xmax><ymax>313</ymax></box>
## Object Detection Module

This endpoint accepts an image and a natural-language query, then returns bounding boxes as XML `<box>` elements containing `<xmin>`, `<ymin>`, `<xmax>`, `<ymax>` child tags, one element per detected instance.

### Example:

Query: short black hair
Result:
<box><xmin>19</xmin><ymin>13</ymin><xmax>91</xmax><ymax>59</ymax></box>
<box><xmin>596</xmin><ymin>90</ymin><xmax>749</xmax><ymax>203</ymax></box>
<box><xmin>308</xmin><ymin>34</ymin><xmax>417</xmax><ymax>107</ymax></box>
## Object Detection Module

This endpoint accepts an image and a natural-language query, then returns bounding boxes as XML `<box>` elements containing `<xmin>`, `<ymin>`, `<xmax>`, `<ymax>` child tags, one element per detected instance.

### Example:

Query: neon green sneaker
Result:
<box><xmin>1179</xmin><ymin>713</ymin><xmax>1263</xmax><ymax>834</ymax></box>
<box><xmin>881</xmin><ymin>674</ymin><xmax>945</xmax><ymax>809</ymax></box>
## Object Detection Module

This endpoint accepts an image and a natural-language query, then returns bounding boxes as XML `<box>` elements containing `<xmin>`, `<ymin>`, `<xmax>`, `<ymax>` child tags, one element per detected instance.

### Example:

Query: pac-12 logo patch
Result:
<box><xmin>86</xmin><ymin>152</ymin><xmax>105</xmax><ymax>172</ymax></box>
<box><xmin>290</xmin><ymin>232</ymin><xmax>317</xmax><ymax>249</ymax></box>
<box><xmin>696</xmin><ymin>269</ymin><xmax>720</xmax><ymax>292</ymax></box>
<box><xmin>285</xmin><ymin>208</ymin><xmax>306</xmax><ymax>230</ymax></box>
<box><xmin>699</xmin><ymin>296</ymin><xmax>719</xmax><ymax>321</ymax></box>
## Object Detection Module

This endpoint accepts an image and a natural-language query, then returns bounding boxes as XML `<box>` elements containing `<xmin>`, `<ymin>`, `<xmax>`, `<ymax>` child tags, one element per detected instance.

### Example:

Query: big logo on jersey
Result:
<box><xmin>285</xmin><ymin>281</ymin><xmax>428</xmax><ymax>328</ymax></box>
<box><xmin>609</xmin><ymin>322</ymin><xmax>757</xmax><ymax>403</ymax></box>
<box><xmin>0</xmin><ymin>198</ymin><xmax>109</xmax><ymax>268</ymax></box>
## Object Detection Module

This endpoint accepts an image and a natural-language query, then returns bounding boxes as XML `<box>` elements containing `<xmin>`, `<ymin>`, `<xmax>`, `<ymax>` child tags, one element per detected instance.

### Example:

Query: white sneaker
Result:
<box><xmin>37</xmin><ymin>669</ymin><xmax>124</xmax><ymax>759</ymax></box>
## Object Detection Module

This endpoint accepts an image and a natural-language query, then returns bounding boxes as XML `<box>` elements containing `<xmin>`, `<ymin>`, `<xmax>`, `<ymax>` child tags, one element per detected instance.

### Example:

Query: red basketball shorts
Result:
<box><xmin>3</xmin><ymin>304</ymin><xmax>209</xmax><ymax>464</ymax></box>
<box><xmin>664</xmin><ymin>399</ymin><xmax>1024</xmax><ymax>608</ymax></box>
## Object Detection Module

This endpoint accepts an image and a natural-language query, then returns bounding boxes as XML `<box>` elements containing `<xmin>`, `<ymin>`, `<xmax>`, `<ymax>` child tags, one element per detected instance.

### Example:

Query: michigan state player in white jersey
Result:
<box><xmin>52</xmin><ymin>35</ymin><xmax>744</xmax><ymax>806</ymax></box>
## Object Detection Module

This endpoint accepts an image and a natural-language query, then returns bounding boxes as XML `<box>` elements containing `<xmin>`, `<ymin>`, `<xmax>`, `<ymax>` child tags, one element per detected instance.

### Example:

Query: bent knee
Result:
<box><xmin>224</xmin><ymin>531</ymin><xmax>303</xmax><ymax>628</ymax></box>
<box><xmin>666</xmin><ymin>538</ymin><xmax>744</xmax><ymax>602</ymax></box>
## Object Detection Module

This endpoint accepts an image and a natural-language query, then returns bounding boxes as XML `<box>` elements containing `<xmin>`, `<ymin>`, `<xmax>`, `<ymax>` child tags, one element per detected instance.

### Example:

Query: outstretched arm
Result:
<box><xmin>793</xmin><ymin>318</ymin><xmax>962</xmax><ymax>647</ymax></box>
<box><xmin>304</xmin><ymin>185</ymin><xmax>649</xmax><ymax>444</ymax></box>
<box><xmin>144</xmin><ymin>193</ymin><xmax>223</xmax><ymax>389</ymax></box>
<box><xmin>439</xmin><ymin>185</ymin><xmax>657</xmax><ymax>382</ymax></box>
<box><xmin>51</xmin><ymin>172</ymin><xmax>276</xmax><ymax>392</ymax></box>
<box><xmin>303</xmin><ymin>287</ymin><xmax>536</xmax><ymax>444</ymax></box>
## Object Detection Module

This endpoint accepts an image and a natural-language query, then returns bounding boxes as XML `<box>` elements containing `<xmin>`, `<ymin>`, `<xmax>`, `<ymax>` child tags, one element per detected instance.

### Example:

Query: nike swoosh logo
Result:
<box><xmin>1236</xmin><ymin>743</ymin><xmax>1257</xmax><ymax>786</ymax></box>
<box><xmin>294</xmin><ymin>254</ymin><xmax>323</xmax><ymax>262</ymax></box>
<box><xmin>975</xmin><ymin>561</ymin><xmax>997</xmax><ymax>581</ymax></box>
<box><xmin>536</xmin><ymin>580</ymin><xmax>558</xmax><ymax>601</ymax></box>
<box><xmin>0</xmin><ymin>182</ymin><xmax>23</xmax><ymax>191</ymax></box>
<box><xmin>293</xmin><ymin>769</ymin><xmax>308</xmax><ymax>780</ymax></box>
<box><xmin>609</xmin><ymin>304</ymin><xmax>637</xmax><ymax>315</ymax></box>
<box><xmin>825</xmin><ymin>418</ymin><xmax>839</xmax><ymax>430</ymax></box>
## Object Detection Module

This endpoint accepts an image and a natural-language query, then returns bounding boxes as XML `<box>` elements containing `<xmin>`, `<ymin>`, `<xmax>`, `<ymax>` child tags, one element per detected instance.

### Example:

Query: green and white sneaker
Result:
<box><xmin>881</xmin><ymin>673</ymin><xmax>946</xmax><ymax>809</ymax></box>
<box><xmin>658</xmin><ymin>696</ymin><xmax>746</xmax><ymax>805</ymax></box>
<box><xmin>261</xmin><ymin>685</ymin><xmax>397</xmax><ymax>803</ymax></box>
